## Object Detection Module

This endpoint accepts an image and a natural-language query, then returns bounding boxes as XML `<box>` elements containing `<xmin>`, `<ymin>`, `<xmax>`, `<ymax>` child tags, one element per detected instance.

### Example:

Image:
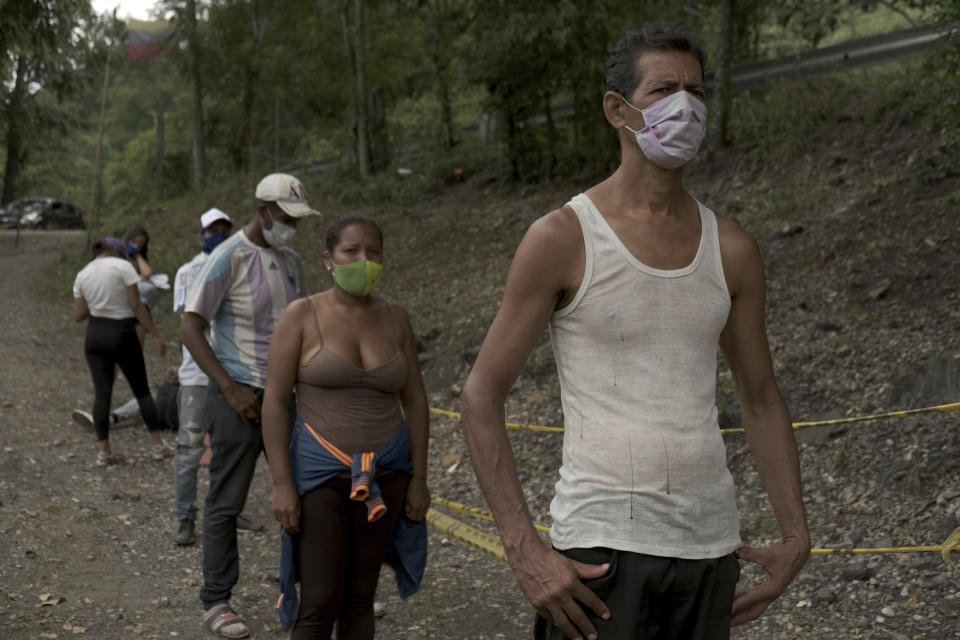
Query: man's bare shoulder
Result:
<box><xmin>717</xmin><ymin>215</ymin><xmax>761</xmax><ymax>263</ymax></box>
<box><xmin>523</xmin><ymin>205</ymin><xmax>582</xmax><ymax>253</ymax></box>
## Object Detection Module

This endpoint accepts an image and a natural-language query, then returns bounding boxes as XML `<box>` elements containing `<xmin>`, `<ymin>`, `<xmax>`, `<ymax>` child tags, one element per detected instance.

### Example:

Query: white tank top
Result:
<box><xmin>547</xmin><ymin>193</ymin><xmax>740</xmax><ymax>559</ymax></box>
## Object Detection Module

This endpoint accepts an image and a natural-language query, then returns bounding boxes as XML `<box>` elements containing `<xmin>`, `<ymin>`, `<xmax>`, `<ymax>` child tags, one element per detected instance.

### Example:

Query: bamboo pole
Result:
<box><xmin>88</xmin><ymin>7</ymin><xmax>117</xmax><ymax>251</ymax></box>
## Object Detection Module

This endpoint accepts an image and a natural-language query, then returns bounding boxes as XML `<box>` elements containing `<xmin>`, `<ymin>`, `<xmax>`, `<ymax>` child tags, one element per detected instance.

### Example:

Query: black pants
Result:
<box><xmin>84</xmin><ymin>316</ymin><xmax>159</xmax><ymax>441</ymax></box>
<box><xmin>534</xmin><ymin>548</ymin><xmax>740</xmax><ymax>640</ymax></box>
<box><xmin>293</xmin><ymin>470</ymin><xmax>409</xmax><ymax>640</ymax></box>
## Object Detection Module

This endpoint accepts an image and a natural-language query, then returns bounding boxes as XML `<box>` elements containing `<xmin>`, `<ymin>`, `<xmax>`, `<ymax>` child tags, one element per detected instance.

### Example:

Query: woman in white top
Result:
<box><xmin>73</xmin><ymin>237</ymin><xmax>171</xmax><ymax>466</ymax></box>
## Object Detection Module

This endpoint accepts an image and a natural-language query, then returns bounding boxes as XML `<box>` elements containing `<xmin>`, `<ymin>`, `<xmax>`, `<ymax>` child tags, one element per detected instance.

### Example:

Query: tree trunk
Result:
<box><xmin>543</xmin><ymin>90</ymin><xmax>557</xmax><ymax>180</ymax></box>
<box><xmin>186</xmin><ymin>0</ymin><xmax>206</xmax><ymax>188</ymax></box>
<box><xmin>370</xmin><ymin>87</ymin><xmax>390</xmax><ymax>172</ymax></box>
<box><xmin>239</xmin><ymin>65</ymin><xmax>254</xmax><ymax>171</ymax></box>
<box><xmin>342</xmin><ymin>0</ymin><xmax>370</xmax><ymax>177</ymax></box>
<box><xmin>436</xmin><ymin>52</ymin><xmax>456</xmax><ymax>148</ymax></box>
<box><xmin>1</xmin><ymin>55</ymin><xmax>28</xmax><ymax>206</ymax></box>
<box><xmin>156</xmin><ymin>86</ymin><xmax>165</xmax><ymax>200</ymax></box>
<box><xmin>711</xmin><ymin>0</ymin><xmax>734</xmax><ymax>150</ymax></box>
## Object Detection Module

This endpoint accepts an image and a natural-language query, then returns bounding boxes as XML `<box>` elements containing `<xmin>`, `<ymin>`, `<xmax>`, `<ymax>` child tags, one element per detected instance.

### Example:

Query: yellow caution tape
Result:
<box><xmin>721</xmin><ymin>402</ymin><xmax>960</xmax><ymax>435</ymax></box>
<box><xmin>432</xmin><ymin>496</ymin><xmax>550</xmax><ymax>533</ymax></box>
<box><xmin>426</xmin><ymin>507</ymin><xmax>507</xmax><ymax>563</ymax></box>
<box><xmin>810</xmin><ymin>527</ymin><xmax>960</xmax><ymax>566</ymax></box>
<box><xmin>432</xmin><ymin>498</ymin><xmax>960</xmax><ymax>566</ymax></box>
<box><xmin>430</xmin><ymin>402</ymin><xmax>960</xmax><ymax>435</ymax></box>
<box><xmin>941</xmin><ymin>527</ymin><xmax>959</xmax><ymax>568</ymax></box>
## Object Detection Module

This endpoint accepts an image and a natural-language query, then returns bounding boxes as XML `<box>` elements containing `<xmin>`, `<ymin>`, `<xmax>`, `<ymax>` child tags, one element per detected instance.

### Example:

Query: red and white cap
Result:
<box><xmin>255</xmin><ymin>173</ymin><xmax>321</xmax><ymax>219</ymax></box>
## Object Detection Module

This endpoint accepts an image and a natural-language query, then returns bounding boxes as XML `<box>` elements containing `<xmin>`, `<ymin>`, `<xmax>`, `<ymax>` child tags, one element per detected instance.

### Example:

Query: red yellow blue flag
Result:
<box><xmin>126</xmin><ymin>19</ymin><xmax>179</xmax><ymax>61</ymax></box>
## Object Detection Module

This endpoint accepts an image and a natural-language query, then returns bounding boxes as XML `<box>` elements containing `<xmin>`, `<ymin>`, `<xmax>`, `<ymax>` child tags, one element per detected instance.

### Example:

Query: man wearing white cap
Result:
<box><xmin>171</xmin><ymin>207</ymin><xmax>234</xmax><ymax>547</ymax></box>
<box><xmin>181</xmin><ymin>175</ymin><xmax>320</xmax><ymax>639</ymax></box>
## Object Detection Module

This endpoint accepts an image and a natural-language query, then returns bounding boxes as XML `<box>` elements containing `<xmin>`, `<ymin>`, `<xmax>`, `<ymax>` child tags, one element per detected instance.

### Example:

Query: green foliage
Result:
<box><xmin>928</xmin><ymin>0</ymin><xmax>960</xmax><ymax>147</ymax></box>
<box><xmin>2</xmin><ymin>0</ymin><xmax>957</xmax><ymax>214</ymax></box>
<box><xmin>0</xmin><ymin>0</ymin><xmax>96</xmax><ymax>203</ymax></box>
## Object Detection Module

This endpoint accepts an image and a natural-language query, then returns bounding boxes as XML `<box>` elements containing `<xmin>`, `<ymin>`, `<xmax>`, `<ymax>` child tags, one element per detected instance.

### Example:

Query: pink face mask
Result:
<box><xmin>622</xmin><ymin>90</ymin><xmax>708</xmax><ymax>169</ymax></box>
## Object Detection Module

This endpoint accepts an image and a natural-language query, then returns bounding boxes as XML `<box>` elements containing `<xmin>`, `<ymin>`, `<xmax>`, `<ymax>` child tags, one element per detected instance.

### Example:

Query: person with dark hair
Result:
<box><xmin>73</xmin><ymin>237</ymin><xmax>172</xmax><ymax>466</ymax></box>
<box><xmin>172</xmin><ymin>208</ymin><xmax>234</xmax><ymax>547</ymax></box>
<box><xmin>123</xmin><ymin>225</ymin><xmax>164</xmax><ymax>345</ymax></box>
<box><xmin>124</xmin><ymin>225</ymin><xmax>153</xmax><ymax>279</ymax></box>
<box><xmin>181</xmin><ymin>174</ymin><xmax>320</xmax><ymax>639</ymax></box>
<box><xmin>262</xmin><ymin>215</ymin><xmax>429</xmax><ymax>639</ymax></box>
<box><xmin>461</xmin><ymin>20</ymin><xmax>809</xmax><ymax>640</ymax></box>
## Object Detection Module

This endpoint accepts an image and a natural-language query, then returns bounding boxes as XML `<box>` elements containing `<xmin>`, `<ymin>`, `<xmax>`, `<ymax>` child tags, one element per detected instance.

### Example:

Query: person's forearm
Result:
<box><xmin>132</xmin><ymin>301</ymin><xmax>160</xmax><ymax>338</ymax></box>
<box><xmin>180</xmin><ymin>315</ymin><xmax>234</xmax><ymax>391</ymax></box>
<box><xmin>461</xmin><ymin>381</ymin><xmax>542</xmax><ymax>557</ymax></box>
<box><xmin>742</xmin><ymin>393</ymin><xmax>810</xmax><ymax>544</ymax></box>
<box><xmin>136</xmin><ymin>255</ymin><xmax>152</xmax><ymax>279</ymax></box>
<box><xmin>403</xmin><ymin>395</ymin><xmax>430</xmax><ymax>479</ymax></box>
<box><xmin>262</xmin><ymin>397</ymin><xmax>295</xmax><ymax>487</ymax></box>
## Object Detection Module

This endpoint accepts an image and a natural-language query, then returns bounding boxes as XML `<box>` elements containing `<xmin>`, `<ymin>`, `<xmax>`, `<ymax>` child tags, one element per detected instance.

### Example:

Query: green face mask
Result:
<box><xmin>332</xmin><ymin>259</ymin><xmax>383</xmax><ymax>297</ymax></box>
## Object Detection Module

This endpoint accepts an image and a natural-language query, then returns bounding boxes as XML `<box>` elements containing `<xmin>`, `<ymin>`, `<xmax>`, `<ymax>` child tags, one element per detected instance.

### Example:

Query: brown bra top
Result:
<box><xmin>295</xmin><ymin>297</ymin><xmax>407</xmax><ymax>454</ymax></box>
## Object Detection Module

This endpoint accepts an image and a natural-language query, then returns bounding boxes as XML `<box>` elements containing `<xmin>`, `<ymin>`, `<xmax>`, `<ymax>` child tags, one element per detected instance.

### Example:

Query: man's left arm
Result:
<box><xmin>718</xmin><ymin>220</ymin><xmax>810</xmax><ymax>626</ymax></box>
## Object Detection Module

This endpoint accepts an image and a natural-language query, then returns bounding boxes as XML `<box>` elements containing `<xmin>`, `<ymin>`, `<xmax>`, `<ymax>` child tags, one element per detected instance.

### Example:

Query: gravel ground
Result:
<box><xmin>2</xmin><ymin>116</ymin><xmax>959</xmax><ymax>640</ymax></box>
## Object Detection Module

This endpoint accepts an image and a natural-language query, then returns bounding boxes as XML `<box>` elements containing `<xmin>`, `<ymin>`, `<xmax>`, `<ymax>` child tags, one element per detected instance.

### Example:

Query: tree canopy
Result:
<box><xmin>0</xmin><ymin>0</ymin><xmax>951</xmax><ymax>228</ymax></box>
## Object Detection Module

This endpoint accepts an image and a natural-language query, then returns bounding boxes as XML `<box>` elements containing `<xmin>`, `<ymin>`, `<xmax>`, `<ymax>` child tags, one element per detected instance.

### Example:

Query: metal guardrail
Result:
<box><xmin>291</xmin><ymin>24</ymin><xmax>950</xmax><ymax>174</ymax></box>
<box><xmin>725</xmin><ymin>23</ymin><xmax>948</xmax><ymax>91</ymax></box>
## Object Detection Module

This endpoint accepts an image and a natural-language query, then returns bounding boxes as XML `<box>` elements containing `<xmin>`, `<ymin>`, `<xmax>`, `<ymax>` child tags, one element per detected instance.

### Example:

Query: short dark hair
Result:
<box><xmin>605</xmin><ymin>21</ymin><xmax>706</xmax><ymax>98</ymax></box>
<box><xmin>122</xmin><ymin>225</ymin><xmax>150</xmax><ymax>261</ymax></box>
<box><xmin>324</xmin><ymin>215</ymin><xmax>383</xmax><ymax>253</ymax></box>
<box><xmin>90</xmin><ymin>239</ymin><xmax>107</xmax><ymax>259</ymax></box>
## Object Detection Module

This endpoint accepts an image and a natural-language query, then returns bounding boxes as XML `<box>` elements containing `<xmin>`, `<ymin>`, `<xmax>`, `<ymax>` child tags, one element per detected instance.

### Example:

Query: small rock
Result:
<box><xmin>441</xmin><ymin>453</ymin><xmax>461</xmax><ymax>468</ymax></box>
<box><xmin>881</xmin><ymin>606</ymin><xmax>897</xmax><ymax>617</ymax></box>
<box><xmin>842</xmin><ymin>564</ymin><xmax>875</xmax><ymax>581</ymax></box>
<box><xmin>774</xmin><ymin>222</ymin><xmax>804</xmax><ymax>238</ymax></box>
<box><xmin>936</xmin><ymin>600</ymin><xmax>958</xmax><ymax>617</ymax></box>
<box><xmin>867</xmin><ymin>280</ymin><xmax>891</xmax><ymax>300</ymax></box>
<box><xmin>814</xmin><ymin>587</ymin><xmax>838</xmax><ymax>604</ymax></box>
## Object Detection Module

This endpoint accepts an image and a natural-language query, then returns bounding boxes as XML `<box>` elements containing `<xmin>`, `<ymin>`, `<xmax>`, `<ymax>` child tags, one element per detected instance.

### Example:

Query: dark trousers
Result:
<box><xmin>84</xmin><ymin>316</ymin><xmax>159</xmax><ymax>441</ymax></box>
<box><xmin>534</xmin><ymin>548</ymin><xmax>740</xmax><ymax>640</ymax></box>
<box><xmin>199</xmin><ymin>381</ymin><xmax>294</xmax><ymax>608</ymax></box>
<box><xmin>293</xmin><ymin>471</ymin><xmax>409</xmax><ymax>640</ymax></box>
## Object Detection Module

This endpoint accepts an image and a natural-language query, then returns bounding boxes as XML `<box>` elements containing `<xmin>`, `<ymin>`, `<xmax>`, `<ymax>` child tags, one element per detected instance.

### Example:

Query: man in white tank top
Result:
<box><xmin>462</xmin><ymin>21</ymin><xmax>810</xmax><ymax>640</ymax></box>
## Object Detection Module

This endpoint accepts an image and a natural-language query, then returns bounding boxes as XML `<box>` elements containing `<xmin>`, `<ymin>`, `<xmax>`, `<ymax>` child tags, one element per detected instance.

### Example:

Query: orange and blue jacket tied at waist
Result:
<box><xmin>277</xmin><ymin>418</ymin><xmax>427</xmax><ymax>630</ymax></box>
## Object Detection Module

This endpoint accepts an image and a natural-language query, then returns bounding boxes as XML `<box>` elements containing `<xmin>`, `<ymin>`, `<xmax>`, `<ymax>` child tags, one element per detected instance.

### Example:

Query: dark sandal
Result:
<box><xmin>203</xmin><ymin>604</ymin><xmax>250</xmax><ymax>639</ymax></box>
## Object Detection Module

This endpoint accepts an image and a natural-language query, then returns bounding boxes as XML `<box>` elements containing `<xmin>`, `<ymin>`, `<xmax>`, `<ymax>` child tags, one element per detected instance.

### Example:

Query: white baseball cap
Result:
<box><xmin>255</xmin><ymin>173</ymin><xmax>321</xmax><ymax>219</ymax></box>
<box><xmin>200</xmin><ymin>207</ymin><xmax>233</xmax><ymax>231</ymax></box>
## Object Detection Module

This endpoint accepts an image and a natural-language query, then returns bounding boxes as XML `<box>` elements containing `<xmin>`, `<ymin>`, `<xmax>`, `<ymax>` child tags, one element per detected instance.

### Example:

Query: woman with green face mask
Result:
<box><xmin>262</xmin><ymin>215</ymin><xmax>430</xmax><ymax>639</ymax></box>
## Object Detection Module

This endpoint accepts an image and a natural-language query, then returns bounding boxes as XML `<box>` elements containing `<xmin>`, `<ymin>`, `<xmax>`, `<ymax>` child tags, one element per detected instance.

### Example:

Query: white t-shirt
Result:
<box><xmin>73</xmin><ymin>257</ymin><xmax>141</xmax><ymax>319</ymax></box>
<box><xmin>174</xmin><ymin>252</ymin><xmax>210</xmax><ymax>387</ymax></box>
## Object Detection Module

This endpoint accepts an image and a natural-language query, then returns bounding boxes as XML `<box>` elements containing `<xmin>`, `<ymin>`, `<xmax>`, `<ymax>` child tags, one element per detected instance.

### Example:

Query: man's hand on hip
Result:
<box><xmin>730</xmin><ymin>536</ymin><xmax>810</xmax><ymax>626</ymax></box>
<box><xmin>511</xmin><ymin>541</ymin><xmax>610</xmax><ymax>640</ymax></box>
<box><xmin>223</xmin><ymin>383</ymin><xmax>261</xmax><ymax>422</ymax></box>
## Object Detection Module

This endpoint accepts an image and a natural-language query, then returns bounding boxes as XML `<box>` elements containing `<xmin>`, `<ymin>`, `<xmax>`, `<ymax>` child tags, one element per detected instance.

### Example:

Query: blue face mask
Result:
<box><xmin>202</xmin><ymin>233</ymin><xmax>229</xmax><ymax>254</ymax></box>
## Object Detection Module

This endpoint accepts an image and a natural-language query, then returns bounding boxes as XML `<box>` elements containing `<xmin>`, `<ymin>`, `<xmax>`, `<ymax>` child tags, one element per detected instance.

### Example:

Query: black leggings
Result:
<box><xmin>293</xmin><ymin>470</ymin><xmax>409</xmax><ymax>640</ymax></box>
<box><xmin>84</xmin><ymin>316</ymin><xmax>160</xmax><ymax>441</ymax></box>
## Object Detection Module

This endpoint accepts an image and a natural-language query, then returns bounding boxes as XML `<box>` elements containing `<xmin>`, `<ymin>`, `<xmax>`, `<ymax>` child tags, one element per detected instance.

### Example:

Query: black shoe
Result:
<box><xmin>174</xmin><ymin>519</ymin><xmax>195</xmax><ymax>546</ymax></box>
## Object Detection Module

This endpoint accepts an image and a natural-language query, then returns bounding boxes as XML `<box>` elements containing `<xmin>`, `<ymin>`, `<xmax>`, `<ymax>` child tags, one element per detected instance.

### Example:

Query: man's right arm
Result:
<box><xmin>461</xmin><ymin>208</ymin><xmax>609</xmax><ymax>640</ymax></box>
<box><xmin>180</xmin><ymin>312</ymin><xmax>260</xmax><ymax>421</ymax></box>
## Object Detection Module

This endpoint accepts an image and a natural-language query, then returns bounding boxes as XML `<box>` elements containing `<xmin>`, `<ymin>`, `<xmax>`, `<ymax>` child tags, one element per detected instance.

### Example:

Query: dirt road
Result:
<box><xmin>0</xmin><ymin>230</ymin><xmax>529</xmax><ymax>639</ymax></box>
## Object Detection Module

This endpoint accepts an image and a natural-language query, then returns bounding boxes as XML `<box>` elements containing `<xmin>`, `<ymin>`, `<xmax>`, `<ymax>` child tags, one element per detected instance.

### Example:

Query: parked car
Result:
<box><xmin>0</xmin><ymin>198</ymin><xmax>86</xmax><ymax>230</ymax></box>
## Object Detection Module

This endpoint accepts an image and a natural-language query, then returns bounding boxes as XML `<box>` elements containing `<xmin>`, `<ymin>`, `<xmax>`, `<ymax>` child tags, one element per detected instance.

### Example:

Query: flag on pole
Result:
<box><xmin>126</xmin><ymin>19</ymin><xmax>179</xmax><ymax>60</ymax></box>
